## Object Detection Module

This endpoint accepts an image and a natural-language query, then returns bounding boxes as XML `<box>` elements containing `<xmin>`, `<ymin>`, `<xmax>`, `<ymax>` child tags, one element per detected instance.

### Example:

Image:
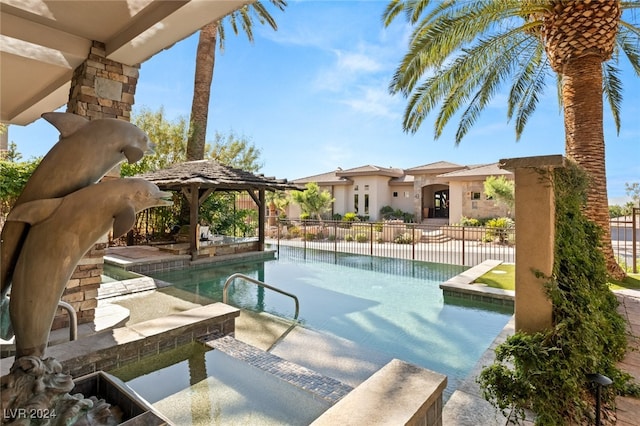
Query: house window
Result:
<box><xmin>393</xmin><ymin>192</ymin><xmax>398</xmax><ymax>197</ymax></box>
<box><xmin>354</xmin><ymin>185</ymin><xmax>359</xmax><ymax>191</ymax></box>
<box><xmin>364</xmin><ymin>184</ymin><xmax>369</xmax><ymax>190</ymax></box>
<box><xmin>471</xmin><ymin>192</ymin><xmax>481</xmax><ymax>200</ymax></box>
<box><xmin>354</xmin><ymin>194</ymin><xmax>359</xmax><ymax>214</ymax></box>
<box><xmin>404</xmin><ymin>191</ymin><xmax>410</xmax><ymax>198</ymax></box>
<box><xmin>364</xmin><ymin>194</ymin><xmax>369</xmax><ymax>215</ymax></box>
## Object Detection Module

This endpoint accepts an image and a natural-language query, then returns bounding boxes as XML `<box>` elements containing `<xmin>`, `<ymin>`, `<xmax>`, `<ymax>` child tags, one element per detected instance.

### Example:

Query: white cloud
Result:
<box><xmin>335</xmin><ymin>50</ymin><xmax>382</xmax><ymax>73</ymax></box>
<box><xmin>339</xmin><ymin>85</ymin><xmax>401</xmax><ymax>119</ymax></box>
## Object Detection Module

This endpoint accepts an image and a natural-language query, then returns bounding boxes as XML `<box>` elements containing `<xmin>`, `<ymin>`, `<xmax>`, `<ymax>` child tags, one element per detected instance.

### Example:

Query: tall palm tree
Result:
<box><xmin>186</xmin><ymin>1</ymin><xmax>287</xmax><ymax>161</ymax></box>
<box><xmin>383</xmin><ymin>0</ymin><xmax>640</xmax><ymax>280</ymax></box>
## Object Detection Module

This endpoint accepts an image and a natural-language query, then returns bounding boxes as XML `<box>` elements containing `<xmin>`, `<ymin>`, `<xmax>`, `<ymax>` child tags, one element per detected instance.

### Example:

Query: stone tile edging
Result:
<box><xmin>206</xmin><ymin>335</ymin><xmax>353</xmax><ymax>405</ymax></box>
<box><xmin>0</xmin><ymin>304</ymin><xmax>239</xmax><ymax>378</ymax></box>
<box><xmin>440</xmin><ymin>259</ymin><xmax>515</xmax><ymax>305</ymax></box>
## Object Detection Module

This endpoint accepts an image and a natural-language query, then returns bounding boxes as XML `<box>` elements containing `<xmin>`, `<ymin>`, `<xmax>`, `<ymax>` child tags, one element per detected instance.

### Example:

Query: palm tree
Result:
<box><xmin>186</xmin><ymin>1</ymin><xmax>287</xmax><ymax>161</ymax></box>
<box><xmin>291</xmin><ymin>182</ymin><xmax>335</xmax><ymax>223</ymax></box>
<box><xmin>383</xmin><ymin>0</ymin><xmax>640</xmax><ymax>280</ymax></box>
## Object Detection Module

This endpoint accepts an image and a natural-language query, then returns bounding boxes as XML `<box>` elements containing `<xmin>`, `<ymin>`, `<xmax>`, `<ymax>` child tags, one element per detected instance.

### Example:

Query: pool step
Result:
<box><xmin>202</xmin><ymin>335</ymin><xmax>353</xmax><ymax>405</ymax></box>
<box><xmin>269</xmin><ymin>325</ymin><xmax>394</xmax><ymax>388</ymax></box>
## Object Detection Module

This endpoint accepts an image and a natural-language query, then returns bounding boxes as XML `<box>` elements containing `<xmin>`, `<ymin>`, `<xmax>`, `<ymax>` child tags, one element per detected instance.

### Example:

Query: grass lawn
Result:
<box><xmin>474</xmin><ymin>264</ymin><xmax>515</xmax><ymax>290</ymax></box>
<box><xmin>474</xmin><ymin>263</ymin><xmax>640</xmax><ymax>291</ymax></box>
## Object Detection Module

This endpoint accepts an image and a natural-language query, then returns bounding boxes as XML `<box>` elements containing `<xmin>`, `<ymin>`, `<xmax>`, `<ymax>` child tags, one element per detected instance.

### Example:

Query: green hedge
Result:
<box><xmin>478</xmin><ymin>162</ymin><xmax>631</xmax><ymax>425</ymax></box>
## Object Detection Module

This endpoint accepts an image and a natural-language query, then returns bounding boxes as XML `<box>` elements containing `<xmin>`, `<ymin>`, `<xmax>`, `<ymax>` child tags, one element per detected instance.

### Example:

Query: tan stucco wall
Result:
<box><xmin>390</xmin><ymin>186</ymin><xmax>414</xmax><ymax>214</ymax></box>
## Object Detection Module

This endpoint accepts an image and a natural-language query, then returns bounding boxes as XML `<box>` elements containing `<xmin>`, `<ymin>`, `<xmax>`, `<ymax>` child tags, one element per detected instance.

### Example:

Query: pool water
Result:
<box><xmin>111</xmin><ymin>343</ymin><xmax>330</xmax><ymax>425</ymax></box>
<box><xmin>150</xmin><ymin>246</ymin><xmax>513</xmax><ymax>398</ymax></box>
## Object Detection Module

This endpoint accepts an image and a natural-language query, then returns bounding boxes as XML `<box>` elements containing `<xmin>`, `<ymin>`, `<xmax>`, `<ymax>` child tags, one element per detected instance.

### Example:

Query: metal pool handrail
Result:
<box><xmin>222</xmin><ymin>273</ymin><xmax>300</xmax><ymax>320</ymax></box>
<box><xmin>5</xmin><ymin>297</ymin><xmax>78</xmax><ymax>343</ymax></box>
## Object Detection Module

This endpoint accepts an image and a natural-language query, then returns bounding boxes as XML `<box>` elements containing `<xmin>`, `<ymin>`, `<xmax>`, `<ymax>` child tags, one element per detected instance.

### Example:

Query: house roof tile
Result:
<box><xmin>140</xmin><ymin>160</ymin><xmax>299</xmax><ymax>191</ymax></box>
<box><xmin>437</xmin><ymin>163</ymin><xmax>512</xmax><ymax>180</ymax></box>
<box><xmin>405</xmin><ymin>161</ymin><xmax>465</xmax><ymax>174</ymax></box>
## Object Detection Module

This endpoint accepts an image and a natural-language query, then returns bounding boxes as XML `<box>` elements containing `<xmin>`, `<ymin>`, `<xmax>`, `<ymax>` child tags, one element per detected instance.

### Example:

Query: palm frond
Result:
<box><xmin>602</xmin><ymin>63</ymin><xmax>623</xmax><ymax>134</ymax></box>
<box><xmin>452</xmin><ymin>32</ymin><xmax>540</xmax><ymax>142</ymax></box>
<box><xmin>508</xmin><ymin>38</ymin><xmax>544</xmax><ymax>119</ymax></box>
<box><xmin>511</xmin><ymin>49</ymin><xmax>549</xmax><ymax>140</ymax></box>
<box><xmin>382</xmin><ymin>0</ymin><xmax>409</xmax><ymax>26</ymax></box>
<box><xmin>401</xmin><ymin>20</ymin><xmax>541</xmax><ymax>141</ymax></box>
<box><xmin>217</xmin><ymin>0</ymin><xmax>286</xmax><ymax>48</ymax></box>
<box><xmin>616</xmin><ymin>25</ymin><xmax>640</xmax><ymax>75</ymax></box>
<box><xmin>390</xmin><ymin>0</ymin><xmax>537</xmax><ymax>96</ymax></box>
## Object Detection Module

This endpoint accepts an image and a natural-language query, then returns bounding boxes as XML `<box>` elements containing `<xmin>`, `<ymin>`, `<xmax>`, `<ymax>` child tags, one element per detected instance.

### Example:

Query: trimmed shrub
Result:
<box><xmin>394</xmin><ymin>233</ymin><xmax>413</xmax><ymax>244</ymax></box>
<box><xmin>459</xmin><ymin>216</ymin><xmax>481</xmax><ymax>227</ymax></box>
<box><xmin>355</xmin><ymin>233</ymin><xmax>368</xmax><ymax>243</ymax></box>
<box><xmin>343</xmin><ymin>212</ymin><xmax>359</xmax><ymax>222</ymax></box>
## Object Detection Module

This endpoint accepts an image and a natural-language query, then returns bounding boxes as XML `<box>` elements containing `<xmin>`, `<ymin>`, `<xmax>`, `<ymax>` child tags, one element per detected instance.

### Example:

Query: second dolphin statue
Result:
<box><xmin>0</xmin><ymin>113</ymin><xmax>152</xmax><ymax>338</ymax></box>
<box><xmin>6</xmin><ymin>178</ymin><xmax>172</xmax><ymax>358</ymax></box>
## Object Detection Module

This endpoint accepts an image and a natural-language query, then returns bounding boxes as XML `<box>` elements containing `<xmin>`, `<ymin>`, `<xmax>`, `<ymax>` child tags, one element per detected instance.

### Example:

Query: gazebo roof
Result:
<box><xmin>139</xmin><ymin>160</ymin><xmax>300</xmax><ymax>192</ymax></box>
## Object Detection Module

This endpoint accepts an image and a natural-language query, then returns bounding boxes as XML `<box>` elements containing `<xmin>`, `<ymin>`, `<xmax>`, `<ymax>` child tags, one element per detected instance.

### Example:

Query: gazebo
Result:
<box><xmin>140</xmin><ymin>159</ymin><xmax>299</xmax><ymax>260</ymax></box>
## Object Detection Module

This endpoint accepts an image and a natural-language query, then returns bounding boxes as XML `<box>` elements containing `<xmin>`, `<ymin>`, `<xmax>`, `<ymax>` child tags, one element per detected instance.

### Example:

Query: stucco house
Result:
<box><xmin>290</xmin><ymin>161</ymin><xmax>513</xmax><ymax>224</ymax></box>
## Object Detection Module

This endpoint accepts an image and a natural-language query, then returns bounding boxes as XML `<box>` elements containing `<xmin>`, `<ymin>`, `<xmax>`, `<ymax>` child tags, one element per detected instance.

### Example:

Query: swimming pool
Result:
<box><xmin>149</xmin><ymin>246</ymin><xmax>513</xmax><ymax>399</ymax></box>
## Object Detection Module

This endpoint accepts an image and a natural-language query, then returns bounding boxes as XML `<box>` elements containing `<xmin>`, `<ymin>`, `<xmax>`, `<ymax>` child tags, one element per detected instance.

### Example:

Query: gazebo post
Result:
<box><xmin>189</xmin><ymin>183</ymin><xmax>200</xmax><ymax>260</ymax></box>
<box><xmin>258</xmin><ymin>189</ymin><xmax>266</xmax><ymax>251</ymax></box>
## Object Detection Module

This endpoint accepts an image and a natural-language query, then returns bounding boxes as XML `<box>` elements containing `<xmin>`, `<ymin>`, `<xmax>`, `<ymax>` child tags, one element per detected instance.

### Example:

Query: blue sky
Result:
<box><xmin>8</xmin><ymin>1</ymin><xmax>640</xmax><ymax>203</ymax></box>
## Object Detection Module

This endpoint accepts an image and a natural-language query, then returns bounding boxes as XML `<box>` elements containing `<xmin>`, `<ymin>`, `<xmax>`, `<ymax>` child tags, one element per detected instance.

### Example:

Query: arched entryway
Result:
<box><xmin>421</xmin><ymin>184</ymin><xmax>450</xmax><ymax>220</ymax></box>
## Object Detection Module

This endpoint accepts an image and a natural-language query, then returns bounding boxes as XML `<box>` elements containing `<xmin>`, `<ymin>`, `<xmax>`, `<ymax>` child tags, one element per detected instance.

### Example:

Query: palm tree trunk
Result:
<box><xmin>186</xmin><ymin>22</ymin><xmax>218</xmax><ymax>161</ymax></box>
<box><xmin>562</xmin><ymin>54</ymin><xmax>626</xmax><ymax>279</ymax></box>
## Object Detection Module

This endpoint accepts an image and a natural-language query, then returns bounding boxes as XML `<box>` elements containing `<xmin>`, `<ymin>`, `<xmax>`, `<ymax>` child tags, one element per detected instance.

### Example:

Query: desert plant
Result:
<box><xmin>343</xmin><ymin>212</ymin><xmax>359</xmax><ymax>222</ymax></box>
<box><xmin>459</xmin><ymin>216</ymin><xmax>481</xmax><ymax>227</ymax></box>
<box><xmin>485</xmin><ymin>217</ymin><xmax>515</xmax><ymax>244</ymax></box>
<box><xmin>394</xmin><ymin>233</ymin><xmax>413</xmax><ymax>244</ymax></box>
<box><xmin>288</xmin><ymin>225</ymin><xmax>301</xmax><ymax>238</ymax></box>
<box><xmin>355</xmin><ymin>233</ymin><xmax>368</xmax><ymax>243</ymax></box>
<box><xmin>290</xmin><ymin>182</ymin><xmax>334</xmax><ymax>222</ymax></box>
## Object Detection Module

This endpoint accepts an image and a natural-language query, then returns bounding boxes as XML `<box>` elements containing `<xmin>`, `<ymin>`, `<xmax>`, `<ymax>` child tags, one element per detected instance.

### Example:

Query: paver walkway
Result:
<box><xmin>615</xmin><ymin>292</ymin><xmax>640</xmax><ymax>426</ymax></box>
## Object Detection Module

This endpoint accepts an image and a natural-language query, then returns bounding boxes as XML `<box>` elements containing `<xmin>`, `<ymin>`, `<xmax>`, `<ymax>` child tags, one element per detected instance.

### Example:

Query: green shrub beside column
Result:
<box><xmin>479</xmin><ymin>161</ymin><xmax>631</xmax><ymax>425</ymax></box>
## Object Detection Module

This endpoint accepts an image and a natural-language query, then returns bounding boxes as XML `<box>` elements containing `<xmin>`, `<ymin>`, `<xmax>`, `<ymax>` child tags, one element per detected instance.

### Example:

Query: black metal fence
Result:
<box><xmin>610</xmin><ymin>208</ymin><xmax>639</xmax><ymax>273</ymax></box>
<box><xmin>269</xmin><ymin>219</ymin><xmax>516</xmax><ymax>267</ymax></box>
<box><xmin>269</xmin><ymin>213</ymin><xmax>639</xmax><ymax>271</ymax></box>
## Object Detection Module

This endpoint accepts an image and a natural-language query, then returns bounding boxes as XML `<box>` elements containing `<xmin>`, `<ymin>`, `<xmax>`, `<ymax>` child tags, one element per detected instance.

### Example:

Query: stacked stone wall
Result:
<box><xmin>53</xmin><ymin>41</ymin><xmax>138</xmax><ymax>329</ymax></box>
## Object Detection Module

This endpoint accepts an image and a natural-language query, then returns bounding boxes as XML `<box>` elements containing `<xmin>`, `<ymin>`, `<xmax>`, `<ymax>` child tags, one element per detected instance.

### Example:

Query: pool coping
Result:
<box><xmin>104</xmin><ymin>246</ymin><xmax>277</xmax><ymax>275</ymax></box>
<box><xmin>439</xmin><ymin>259</ymin><xmax>515</xmax><ymax>307</ymax></box>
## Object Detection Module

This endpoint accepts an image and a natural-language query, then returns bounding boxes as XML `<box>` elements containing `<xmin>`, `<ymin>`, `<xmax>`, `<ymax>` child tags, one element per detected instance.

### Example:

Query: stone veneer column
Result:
<box><xmin>51</xmin><ymin>41</ymin><xmax>139</xmax><ymax>330</ymax></box>
<box><xmin>500</xmin><ymin>155</ymin><xmax>565</xmax><ymax>333</ymax></box>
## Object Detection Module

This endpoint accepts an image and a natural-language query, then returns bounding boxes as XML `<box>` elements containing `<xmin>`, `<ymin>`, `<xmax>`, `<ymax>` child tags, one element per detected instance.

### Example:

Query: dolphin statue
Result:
<box><xmin>5</xmin><ymin>178</ymin><xmax>172</xmax><ymax>358</ymax></box>
<box><xmin>0</xmin><ymin>113</ymin><xmax>153</xmax><ymax>305</ymax></box>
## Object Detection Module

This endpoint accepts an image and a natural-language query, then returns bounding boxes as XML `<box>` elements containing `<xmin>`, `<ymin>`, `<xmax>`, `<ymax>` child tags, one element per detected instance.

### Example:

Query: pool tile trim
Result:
<box><xmin>206</xmin><ymin>335</ymin><xmax>353</xmax><ymax>405</ymax></box>
<box><xmin>439</xmin><ymin>259</ymin><xmax>515</xmax><ymax>307</ymax></box>
<box><xmin>0</xmin><ymin>304</ymin><xmax>240</xmax><ymax>378</ymax></box>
